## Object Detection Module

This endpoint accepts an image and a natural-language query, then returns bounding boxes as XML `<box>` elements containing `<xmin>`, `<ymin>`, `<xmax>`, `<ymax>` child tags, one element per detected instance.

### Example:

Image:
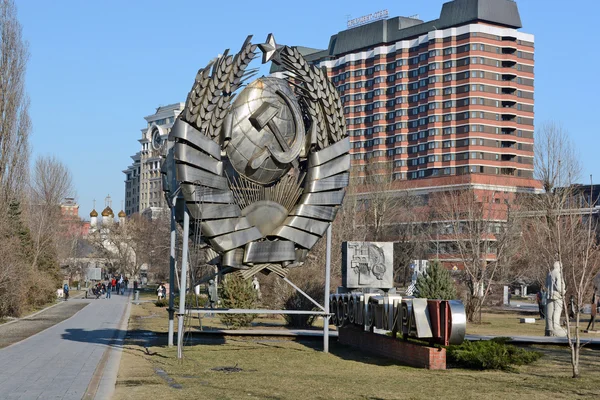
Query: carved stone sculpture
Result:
<box><xmin>545</xmin><ymin>261</ymin><xmax>567</xmax><ymax>337</ymax></box>
<box><xmin>341</xmin><ymin>242</ymin><xmax>393</xmax><ymax>289</ymax></box>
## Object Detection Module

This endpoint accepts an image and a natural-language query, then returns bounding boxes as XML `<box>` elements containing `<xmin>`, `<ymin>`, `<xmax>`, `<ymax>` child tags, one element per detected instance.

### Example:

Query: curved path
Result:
<box><xmin>0</xmin><ymin>292</ymin><xmax>130</xmax><ymax>400</ymax></box>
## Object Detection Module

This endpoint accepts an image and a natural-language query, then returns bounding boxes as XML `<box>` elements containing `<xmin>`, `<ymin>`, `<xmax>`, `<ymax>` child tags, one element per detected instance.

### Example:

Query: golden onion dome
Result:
<box><xmin>90</xmin><ymin>209</ymin><xmax>98</xmax><ymax>218</ymax></box>
<box><xmin>118</xmin><ymin>210</ymin><xmax>126</xmax><ymax>218</ymax></box>
<box><xmin>101</xmin><ymin>206</ymin><xmax>114</xmax><ymax>217</ymax></box>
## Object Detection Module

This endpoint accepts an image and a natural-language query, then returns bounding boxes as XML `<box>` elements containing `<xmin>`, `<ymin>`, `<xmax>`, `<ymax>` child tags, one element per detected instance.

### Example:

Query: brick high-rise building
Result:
<box><xmin>293</xmin><ymin>0</ymin><xmax>539</xmax><ymax>196</ymax></box>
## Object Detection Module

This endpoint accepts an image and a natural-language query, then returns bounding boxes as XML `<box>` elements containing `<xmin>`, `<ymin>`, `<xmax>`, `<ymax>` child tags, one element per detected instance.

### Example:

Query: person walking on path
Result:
<box><xmin>106</xmin><ymin>281</ymin><xmax>112</xmax><ymax>299</ymax></box>
<box><xmin>63</xmin><ymin>283</ymin><xmax>70</xmax><ymax>301</ymax></box>
<box><xmin>537</xmin><ymin>290</ymin><xmax>546</xmax><ymax>320</ymax></box>
<box><xmin>586</xmin><ymin>289</ymin><xmax>598</xmax><ymax>331</ymax></box>
<box><xmin>119</xmin><ymin>276</ymin><xmax>125</xmax><ymax>295</ymax></box>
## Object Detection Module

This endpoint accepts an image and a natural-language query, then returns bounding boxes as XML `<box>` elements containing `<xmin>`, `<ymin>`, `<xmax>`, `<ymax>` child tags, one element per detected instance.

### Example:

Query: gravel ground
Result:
<box><xmin>0</xmin><ymin>300</ymin><xmax>89</xmax><ymax>349</ymax></box>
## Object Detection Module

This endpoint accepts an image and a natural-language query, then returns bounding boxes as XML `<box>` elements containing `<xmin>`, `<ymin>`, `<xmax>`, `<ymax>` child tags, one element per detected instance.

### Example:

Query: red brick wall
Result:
<box><xmin>338</xmin><ymin>326</ymin><xmax>446</xmax><ymax>370</ymax></box>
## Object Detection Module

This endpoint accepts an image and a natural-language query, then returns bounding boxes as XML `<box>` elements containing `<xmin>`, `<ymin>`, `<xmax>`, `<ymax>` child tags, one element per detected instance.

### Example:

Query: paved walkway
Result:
<box><xmin>0</xmin><ymin>292</ymin><xmax>131</xmax><ymax>400</ymax></box>
<box><xmin>0</xmin><ymin>299</ymin><xmax>87</xmax><ymax>350</ymax></box>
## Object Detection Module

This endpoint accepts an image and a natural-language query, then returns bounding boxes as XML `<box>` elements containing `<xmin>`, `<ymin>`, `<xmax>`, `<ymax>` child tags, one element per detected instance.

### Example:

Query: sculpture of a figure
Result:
<box><xmin>545</xmin><ymin>261</ymin><xmax>567</xmax><ymax>337</ymax></box>
<box><xmin>252</xmin><ymin>276</ymin><xmax>262</xmax><ymax>300</ymax></box>
<box><xmin>208</xmin><ymin>280</ymin><xmax>218</xmax><ymax>308</ymax></box>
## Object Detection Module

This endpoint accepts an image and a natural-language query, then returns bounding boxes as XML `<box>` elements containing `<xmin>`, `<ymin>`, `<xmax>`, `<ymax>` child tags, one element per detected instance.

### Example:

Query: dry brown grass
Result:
<box><xmin>114</xmin><ymin>338</ymin><xmax>600</xmax><ymax>400</ymax></box>
<box><xmin>469</xmin><ymin>308</ymin><xmax>600</xmax><ymax>339</ymax></box>
<box><xmin>115</xmin><ymin>302</ymin><xmax>600</xmax><ymax>400</ymax></box>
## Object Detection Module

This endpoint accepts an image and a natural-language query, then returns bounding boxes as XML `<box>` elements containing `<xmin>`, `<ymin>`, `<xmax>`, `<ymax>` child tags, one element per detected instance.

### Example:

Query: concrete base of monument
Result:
<box><xmin>338</xmin><ymin>325</ymin><xmax>446</xmax><ymax>370</ymax></box>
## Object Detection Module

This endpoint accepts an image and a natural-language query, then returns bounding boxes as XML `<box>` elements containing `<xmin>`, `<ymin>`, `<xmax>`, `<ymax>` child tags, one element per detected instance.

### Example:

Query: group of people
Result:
<box><xmin>85</xmin><ymin>275</ymin><xmax>133</xmax><ymax>300</ymax></box>
<box><xmin>105</xmin><ymin>275</ymin><xmax>129</xmax><ymax>298</ymax></box>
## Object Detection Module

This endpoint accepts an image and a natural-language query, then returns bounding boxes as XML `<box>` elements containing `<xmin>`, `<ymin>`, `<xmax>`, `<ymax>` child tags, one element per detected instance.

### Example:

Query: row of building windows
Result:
<box><xmin>348</xmin><ymin>125</ymin><xmax>532</xmax><ymax>138</ymax></box>
<box><xmin>352</xmin><ymin>166</ymin><xmax>533</xmax><ymax>183</ymax></box>
<box><xmin>340</xmin><ymin>83</ymin><xmax>533</xmax><ymax>105</ymax></box>
<box><xmin>336</xmin><ymin>69</ymin><xmax>533</xmax><ymax>97</ymax></box>
<box><xmin>334</xmin><ymin>56</ymin><xmax>533</xmax><ymax>85</ymax></box>
<box><xmin>350</xmin><ymin>137</ymin><xmax>531</xmax><ymax>153</ymax></box>
<box><xmin>147</xmin><ymin>116</ymin><xmax>175</xmax><ymax>127</ymax></box>
<box><xmin>329</xmin><ymin>34</ymin><xmax>534</xmax><ymax>75</ymax></box>
<box><xmin>404</xmin><ymin>152</ymin><xmax>531</xmax><ymax>166</ymax></box>
<box><xmin>342</xmin><ymin>95</ymin><xmax>533</xmax><ymax>116</ymax></box>
<box><xmin>347</xmin><ymin>110</ymin><xmax>532</xmax><ymax>126</ymax></box>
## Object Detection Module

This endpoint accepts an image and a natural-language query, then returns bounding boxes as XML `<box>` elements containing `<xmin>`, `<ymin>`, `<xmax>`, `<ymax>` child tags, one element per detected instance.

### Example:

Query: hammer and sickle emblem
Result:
<box><xmin>248</xmin><ymin>91</ymin><xmax>304</xmax><ymax>170</ymax></box>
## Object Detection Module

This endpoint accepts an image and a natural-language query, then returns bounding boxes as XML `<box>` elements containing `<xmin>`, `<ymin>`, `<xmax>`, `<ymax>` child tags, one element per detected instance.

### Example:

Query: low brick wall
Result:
<box><xmin>338</xmin><ymin>326</ymin><xmax>446</xmax><ymax>370</ymax></box>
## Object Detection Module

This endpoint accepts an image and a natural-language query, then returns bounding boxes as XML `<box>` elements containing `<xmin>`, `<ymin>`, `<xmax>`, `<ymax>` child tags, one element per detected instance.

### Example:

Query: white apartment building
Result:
<box><xmin>124</xmin><ymin>102</ymin><xmax>184</xmax><ymax>216</ymax></box>
<box><xmin>123</xmin><ymin>152</ymin><xmax>140</xmax><ymax>215</ymax></box>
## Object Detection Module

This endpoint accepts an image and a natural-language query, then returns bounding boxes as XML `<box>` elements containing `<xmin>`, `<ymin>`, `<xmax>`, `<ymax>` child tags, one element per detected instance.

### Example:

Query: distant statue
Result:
<box><xmin>208</xmin><ymin>280</ymin><xmax>218</xmax><ymax>309</ymax></box>
<box><xmin>252</xmin><ymin>276</ymin><xmax>262</xmax><ymax>300</ymax></box>
<box><xmin>545</xmin><ymin>261</ymin><xmax>567</xmax><ymax>337</ymax></box>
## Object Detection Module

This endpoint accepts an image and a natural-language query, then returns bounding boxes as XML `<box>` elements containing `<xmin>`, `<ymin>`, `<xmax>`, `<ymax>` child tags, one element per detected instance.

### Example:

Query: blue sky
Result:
<box><xmin>16</xmin><ymin>0</ymin><xmax>599</xmax><ymax>219</ymax></box>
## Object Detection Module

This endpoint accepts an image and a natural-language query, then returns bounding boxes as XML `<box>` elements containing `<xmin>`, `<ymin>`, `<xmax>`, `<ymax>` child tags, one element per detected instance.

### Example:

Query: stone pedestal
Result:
<box><xmin>338</xmin><ymin>325</ymin><xmax>446</xmax><ymax>370</ymax></box>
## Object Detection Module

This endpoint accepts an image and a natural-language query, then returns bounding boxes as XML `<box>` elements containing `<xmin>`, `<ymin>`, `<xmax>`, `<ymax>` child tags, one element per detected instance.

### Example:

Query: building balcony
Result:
<box><xmin>502</xmin><ymin>73</ymin><xmax>517</xmax><ymax>81</ymax></box>
<box><xmin>501</xmin><ymin>140</ymin><xmax>518</xmax><ymax>150</ymax></box>
<box><xmin>502</xmin><ymin>60</ymin><xmax>517</xmax><ymax>68</ymax></box>
<box><xmin>500</xmin><ymin>167</ymin><xmax>517</xmax><ymax>176</ymax></box>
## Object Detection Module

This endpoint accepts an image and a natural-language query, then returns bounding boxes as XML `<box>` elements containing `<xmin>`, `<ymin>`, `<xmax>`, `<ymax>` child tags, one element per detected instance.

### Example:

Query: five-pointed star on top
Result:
<box><xmin>258</xmin><ymin>33</ymin><xmax>280</xmax><ymax>65</ymax></box>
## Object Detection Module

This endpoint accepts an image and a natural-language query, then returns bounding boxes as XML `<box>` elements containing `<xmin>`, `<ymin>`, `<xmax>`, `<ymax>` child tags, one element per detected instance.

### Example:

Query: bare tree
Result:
<box><xmin>0</xmin><ymin>0</ymin><xmax>30</xmax><ymax>203</ymax></box>
<box><xmin>89</xmin><ymin>221</ymin><xmax>137</xmax><ymax>278</ymax></box>
<box><xmin>355</xmin><ymin>161</ymin><xmax>405</xmax><ymax>241</ymax></box>
<box><xmin>30</xmin><ymin>155</ymin><xmax>75</xmax><ymax>205</ymax></box>
<box><xmin>391</xmin><ymin>192</ymin><xmax>430</xmax><ymax>286</ymax></box>
<box><xmin>130</xmin><ymin>213</ymin><xmax>171</xmax><ymax>280</ymax></box>
<box><xmin>520</xmin><ymin>122</ymin><xmax>599</xmax><ymax>378</ymax></box>
<box><xmin>89</xmin><ymin>214</ymin><xmax>171</xmax><ymax>280</ymax></box>
<box><xmin>0</xmin><ymin>0</ymin><xmax>33</xmax><ymax>317</ymax></box>
<box><xmin>27</xmin><ymin>155</ymin><xmax>75</xmax><ymax>276</ymax></box>
<box><xmin>432</xmin><ymin>188</ymin><xmax>521</xmax><ymax>322</ymax></box>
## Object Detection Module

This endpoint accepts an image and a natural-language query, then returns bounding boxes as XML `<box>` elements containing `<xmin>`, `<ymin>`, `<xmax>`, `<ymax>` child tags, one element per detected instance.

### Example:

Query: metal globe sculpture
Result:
<box><xmin>226</xmin><ymin>77</ymin><xmax>305</xmax><ymax>185</ymax></box>
<box><xmin>163</xmin><ymin>34</ymin><xmax>349</xmax><ymax>278</ymax></box>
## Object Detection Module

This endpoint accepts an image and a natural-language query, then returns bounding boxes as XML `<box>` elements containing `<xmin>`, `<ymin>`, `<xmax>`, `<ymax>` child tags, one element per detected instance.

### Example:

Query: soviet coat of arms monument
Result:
<box><xmin>164</xmin><ymin>34</ymin><xmax>348</xmax><ymax>277</ymax></box>
<box><xmin>162</xmin><ymin>34</ymin><xmax>465</xmax><ymax>366</ymax></box>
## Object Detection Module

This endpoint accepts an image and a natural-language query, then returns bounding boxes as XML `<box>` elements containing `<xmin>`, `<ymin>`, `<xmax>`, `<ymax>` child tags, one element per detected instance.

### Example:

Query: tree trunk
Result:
<box><xmin>572</xmin><ymin>342</ymin><xmax>580</xmax><ymax>378</ymax></box>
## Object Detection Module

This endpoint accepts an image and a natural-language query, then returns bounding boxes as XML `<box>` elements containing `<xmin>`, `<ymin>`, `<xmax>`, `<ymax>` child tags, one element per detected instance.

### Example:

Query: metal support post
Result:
<box><xmin>323</xmin><ymin>223</ymin><xmax>332</xmax><ymax>353</ymax></box>
<box><xmin>282</xmin><ymin>277</ymin><xmax>325</xmax><ymax>311</ymax></box>
<box><xmin>168</xmin><ymin>205</ymin><xmax>176</xmax><ymax>347</ymax></box>
<box><xmin>177</xmin><ymin>205</ymin><xmax>190</xmax><ymax>359</ymax></box>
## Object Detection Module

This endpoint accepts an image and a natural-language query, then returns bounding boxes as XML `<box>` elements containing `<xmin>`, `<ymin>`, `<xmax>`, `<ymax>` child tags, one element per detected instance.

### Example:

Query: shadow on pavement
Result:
<box><xmin>61</xmin><ymin>328</ymin><xmax>228</xmax><ymax>349</ymax></box>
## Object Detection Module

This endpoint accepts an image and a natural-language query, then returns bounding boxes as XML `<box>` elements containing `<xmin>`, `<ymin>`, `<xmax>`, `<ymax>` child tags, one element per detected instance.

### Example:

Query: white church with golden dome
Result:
<box><xmin>89</xmin><ymin>195</ymin><xmax>127</xmax><ymax>232</ymax></box>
